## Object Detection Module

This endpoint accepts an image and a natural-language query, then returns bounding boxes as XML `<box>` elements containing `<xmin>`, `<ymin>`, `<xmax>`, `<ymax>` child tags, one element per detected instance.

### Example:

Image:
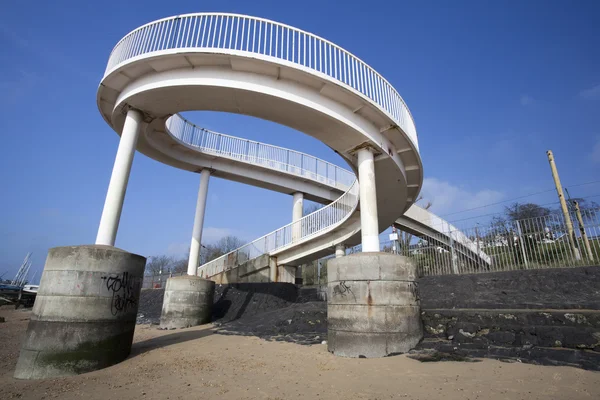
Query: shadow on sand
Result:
<box><xmin>130</xmin><ymin>327</ymin><xmax>215</xmax><ymax>357</ymax></box>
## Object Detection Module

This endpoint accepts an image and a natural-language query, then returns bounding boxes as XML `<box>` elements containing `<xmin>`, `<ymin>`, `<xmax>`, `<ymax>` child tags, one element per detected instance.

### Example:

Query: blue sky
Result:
<box><xmin>1</xmin><ymin>0</ymin><xmax>599</xmax><ymax>281</ymax></box>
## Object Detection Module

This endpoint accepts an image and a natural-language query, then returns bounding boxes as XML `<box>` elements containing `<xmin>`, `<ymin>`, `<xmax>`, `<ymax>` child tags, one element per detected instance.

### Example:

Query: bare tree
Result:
<box><xmin>505</xmin><ymin>202</ymin><xmax>551</xmax><ymax>220</ymax></box>
<box><xmin>569</xmin><ymin>198</ymin><xmax>599</xmax><ymax>211</ymax></box>
<box><xmin>145</xmin><ymin>255</ymin><xmax>174</xmax><ymax>275</ymax></box>
<box><xmin>201</xmin><ymin>235</ymin><xmax>246</xmax><ymax>263</ymax></box>
<box><xmin>504</xmin><ymin>202</ymin><xmax>553</xmax><ymax>236</ymax></box>
<box><xmin>170</xmin><ymin>258</ymin><xmax>188</xmax><ymax>274</ymax></box>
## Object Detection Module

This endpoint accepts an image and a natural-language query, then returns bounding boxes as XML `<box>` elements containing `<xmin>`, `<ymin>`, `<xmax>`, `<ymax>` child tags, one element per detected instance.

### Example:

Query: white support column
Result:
<box><xmin>292</xmin><ymin>192</ymin><xmax>304</xmax><ymax>242</ymax></box>
<box><xmin>335</xmin><ymin>243</ymin><xmax>346</xmax><ymax>258</ymax></box>
<box><xmin>187</xmin><ymin>169</ymin><xmax>211</xmax><ymax>276</ymax></box>
<box><xmin>358</xmin><ymin>147</ymin><xmax>380</xmax><ymax>252</ymax></box>
<box><xmin>96</xmin><ymin>108</ymin><xmax>143</xmax><ymax>246</ymax></box>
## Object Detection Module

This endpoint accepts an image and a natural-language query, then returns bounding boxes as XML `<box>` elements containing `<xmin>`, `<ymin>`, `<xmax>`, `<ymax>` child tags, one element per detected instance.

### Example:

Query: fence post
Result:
<box><xmin>448</xmin><ymin>231</ymin><xmax>459</xmax><ymax>274</ymax></box>
<box><xmin>573</xmin><ymin>201</ymin><xmax>594</xmax><ymax>262</ymax></box>
<box><xmin>475</xmin><ymin>224</ymin><xmax>481</xmax><ymax>269</ymax></box>
<box><xmin>516</xmin><ymin>220</ymin><xmax>529</xmax><ymax>269</ymax></box>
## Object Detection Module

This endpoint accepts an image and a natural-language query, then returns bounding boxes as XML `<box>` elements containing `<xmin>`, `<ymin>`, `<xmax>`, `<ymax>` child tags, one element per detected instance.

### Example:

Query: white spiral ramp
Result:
<box><xmin>96</xmin><ymin>13</ymin><xmax>423</xmax><ymax>277</ymax></box>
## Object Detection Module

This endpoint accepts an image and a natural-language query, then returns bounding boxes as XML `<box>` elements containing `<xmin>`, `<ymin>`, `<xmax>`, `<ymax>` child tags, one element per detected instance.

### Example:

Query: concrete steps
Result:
<box><xmin>417</xmin><ymin>337</ymin><xmax>600</xmax><ymax>371</ymax></box>
<box><xmin>419</xmin><ymin>308</ymin><xmax>600</xmax><ymax>370</ymax></box>
<box><xmin>414</xmin><ymin>268</ymin><xmax>600</xmax><ymax>370</ymax></box>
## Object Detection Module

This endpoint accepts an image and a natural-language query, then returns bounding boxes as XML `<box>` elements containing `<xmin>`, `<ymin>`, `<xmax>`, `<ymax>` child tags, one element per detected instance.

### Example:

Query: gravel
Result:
<box><xmin>136</xmin><ymin>283</ymin><xmax>326</xmax><ymax>344</ymax></box>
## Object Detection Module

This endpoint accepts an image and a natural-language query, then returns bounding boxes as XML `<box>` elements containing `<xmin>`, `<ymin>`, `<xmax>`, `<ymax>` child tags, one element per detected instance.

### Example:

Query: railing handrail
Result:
<box><xmin>103</xmin><ymin>12</ymin><xmax>417</xmax><ymax>147</ymax></box>
<box><xmin>164</xmin><ymin>112</ymin><xmax>360</xmax><ymax>277</ymax></box>
<box><xmin>104</xmin><ymin>13</ymin><xmax>420</xmax><ymax>276</ymax></box>
<box><xmin>167</xmin><ymin>114</ymin><xmax>356</xmax><ymax>187</ymax></box>
<box><xmin>198</xmin><ymin>179</ymin><xmax>359</xmax><ymax>276</ymax></box>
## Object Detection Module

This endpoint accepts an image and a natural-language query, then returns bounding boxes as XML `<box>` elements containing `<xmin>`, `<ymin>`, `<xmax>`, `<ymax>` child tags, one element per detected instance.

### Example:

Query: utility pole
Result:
<box><xmin>546</xmin><ymin>150</ymin><xmax>581</xmax><ymax>261</ymax></box>
<box><xmin>573</xmin><ymin>200</ymin><xmax>594</xmax><ymax>262</ymax></box>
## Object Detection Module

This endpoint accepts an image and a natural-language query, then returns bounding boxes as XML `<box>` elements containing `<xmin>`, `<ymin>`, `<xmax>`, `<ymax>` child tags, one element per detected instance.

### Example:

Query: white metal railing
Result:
<box><xmin>198</xmin><ymin>180</ymin><xmax>359</xmax><ymax>278</ymax></box>
<box><xmin>402</xmin><ymin>206</ymin><xmax>492</xmax><ymax>264</ymax></box>
<box><xmin>104</xmin><ymin>13</ymin><xmax>418</xmax><ymax>148</ymax></box>
<box><xmin>166</xmin><ymin>114</ymin><xmax>356</xmax><ymax>191</ymax></box>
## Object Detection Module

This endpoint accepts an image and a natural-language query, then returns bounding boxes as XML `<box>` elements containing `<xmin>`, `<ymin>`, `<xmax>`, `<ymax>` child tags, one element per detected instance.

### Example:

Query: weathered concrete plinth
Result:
<box><xmin>14</xmin><ymin>245</ymin><xmax>146</xmax><ymax>379</ymax></box>
<box><xmin>276</xmin><ymin>265</ymin><xmax>297</xmax><ymax>284</ymax></box>
<box><xmin>159</xmin><ymin>275</ymin><xmax>215</xmax><ymax>329</ymax></box>
<box><xmin>327</xmin><ymin>252</ymin><xmax>423</xmax><ymax>358</ymax></box>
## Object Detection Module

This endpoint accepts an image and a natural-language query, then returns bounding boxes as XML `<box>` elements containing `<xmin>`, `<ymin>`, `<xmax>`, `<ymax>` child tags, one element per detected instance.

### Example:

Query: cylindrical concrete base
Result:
<box><xmin>14</xmin><ymin>245</ymin><xmax>146</xmax><ymax>379</ymax></box>
<box><xmin>327</xmin><ymin>252</ymin><xmax>422</xmax><ymax>358</ymax></box>
<box><xmin>159</xmin><ymin>275</ymin><xmax>215</xmax><ymax>329</ymax></box>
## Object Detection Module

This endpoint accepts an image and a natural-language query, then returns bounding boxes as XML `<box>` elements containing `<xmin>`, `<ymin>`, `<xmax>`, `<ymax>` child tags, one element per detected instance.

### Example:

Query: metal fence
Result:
<box><xmin>142</xmin><ymin>271</ymin><xmax>186</xmax><ymax>289</ymax></box>
<box><xmin>148</xmin><ymin>209</ymin><xmax>600</xmax><ymax>284</ymax></box>
<box><xmin>104</xmin><ymin>12</ymin><xmax>417</xmax><ymax>148</ymax></box>
<box><xmin>350</xmin><ymin>209</ymin><xmax>600</xmax><ymax>277</ymax></box>
<box><xmin>166</xmin><ymin>114</ymin><xmax>356</xmax><ymax>191</ymax></box>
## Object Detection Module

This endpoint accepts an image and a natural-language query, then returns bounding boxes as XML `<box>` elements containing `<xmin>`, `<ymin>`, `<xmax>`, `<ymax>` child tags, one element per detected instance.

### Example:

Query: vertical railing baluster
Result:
<box><xmin>269</xmin><ymin>23</ymin><xmax>273</xmax><ymax>56</ymax></box>
<box><xmin>199</xmin><ymin>15</ymin><xmax>207</xmax><ymax>47</ymax></box>
<box><xmin>292</xmin><ymin>29</ymin><xmax>296</xmax><ymax>63</ymax></box>
<box><xmin>252</xmin><ymin>19</ymin><xmax>256</xmax><ymax>52</ymax></box>
<box><xmin>217</xmin><ymin>15</ymin><xmax>223</xmax><ymax>48</ymax></box>
<box><xmin>180</xmin><ymin>17</ymin><xmax>189</xmax><ymax>47</ymax></box>
<box><xmin>226</xmin><ymin>15</ymin><xmax>232</xmax><ymax>49</ymax></box>
<box><xmin>242</xmin><ymin>18</ymin><xmax>248</xmax><ymax>51</ymax></box>
<box><xmin>275</xmin><ymin>24</ymin><xmax>279</xmax><ymax>57</ymax></box>
<box><xmin>257</xmin><ymin>20</ymin><xmax>262</xmax><ymax>54</ymax></box>
<box><xmin>207</xmin><ymin>15</ymin><xmax>214</xmax><ymax>47</ymax></box>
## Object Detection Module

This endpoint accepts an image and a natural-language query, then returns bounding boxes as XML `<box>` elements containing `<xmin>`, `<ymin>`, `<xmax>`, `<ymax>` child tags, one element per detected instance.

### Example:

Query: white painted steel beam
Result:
<box><xmin>96</xmin><ymin>108</ymin><xmax>143</xmax><ymax>246</ymax></box>
<box><xmin>358</xmin><ymin>147</ymin><xmax>380</xmax><ymax>252</ymax></box>
<box><xmin>187</xmin><ymin>169</ymin><xmax>211</xmax><ymax>276</ymax></box>
<box><xmin>292</xmin><ymin>192</ymin><xmax>304</xmax><ymax>242</ymax></box>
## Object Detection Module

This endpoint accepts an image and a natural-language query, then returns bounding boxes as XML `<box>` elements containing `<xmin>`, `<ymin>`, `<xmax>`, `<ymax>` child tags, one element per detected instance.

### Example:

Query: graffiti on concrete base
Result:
<box><xmin>101</xmin><ymin>272</ymin><xmax>139</xmax><ymax>316</ymax></box>
<box><xmin>408</xmin><ymin>281</ymin><xmax>420</xmax><ymax>302</ymax></box>
<box><xmin>332</xmin><ymin>281</ymin><xmax>356</xmax><ymax>301</ymax></box>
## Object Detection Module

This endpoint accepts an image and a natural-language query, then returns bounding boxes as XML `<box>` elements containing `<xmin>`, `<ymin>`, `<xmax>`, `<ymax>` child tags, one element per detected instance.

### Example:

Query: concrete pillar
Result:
<box><xmin>357</xmin><ymin>147</ymin><xmax>380</xmax><ymax>252</ymax></box>
<box><xmin>277</xmin><ymin>265</ymin><xmax>297</xmax><ymax>284</ymax></box>
<box><xmin>292</xmin><ymin>192</ymin><xmax>304</xmax><ymax>242</ymax></box>
<box><xmin>14</xmin><ymin>245</ymin><xmax>146</xmax><ymax>379</ymax></box>
<box><xmin>335</xmin><ymin>243</ymin><xmax>346</xmax><ymax>258</ymax></box>
<box><xmin>159</xmin><ymin>275</ymin><xmax>215</xmax><ymax>329</ymax></box>
<box><xmin>269</xmin><ymin>256</ymin><xmax>278</xmax><ymax>282</ymax></box>
<box><xmin>187</xmin><ymin>169</ymin><xmax>211</xmax><ymax>276</ymax></box>
<box><xmin>96</xmin><ymin>108</ymin><xmax>143</xmax><ymax>246</ymax></box>
<box><xmin>327</xmin><ymin>253</ymin><xmax>422</xmax><ymax>358</ymax></box>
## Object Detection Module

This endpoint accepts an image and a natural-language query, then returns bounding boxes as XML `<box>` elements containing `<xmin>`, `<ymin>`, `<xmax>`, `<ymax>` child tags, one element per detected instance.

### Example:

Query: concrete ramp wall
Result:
<box><xmin>209</xmin><ymin>255</ymin><xmax>296</xmax><ymax>284</ymax></box>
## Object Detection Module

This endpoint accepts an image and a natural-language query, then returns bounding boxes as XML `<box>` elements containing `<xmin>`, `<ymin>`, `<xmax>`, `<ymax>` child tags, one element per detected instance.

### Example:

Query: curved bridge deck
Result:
<box><xmin>96</xmin><ymin>13</ymin><xmax>451</xmax><ymax>281</ymax></box>
<box><xmin>161</xmin><ymin>114</ymin><xmax>490</xmax><ymax>277</ymax></box>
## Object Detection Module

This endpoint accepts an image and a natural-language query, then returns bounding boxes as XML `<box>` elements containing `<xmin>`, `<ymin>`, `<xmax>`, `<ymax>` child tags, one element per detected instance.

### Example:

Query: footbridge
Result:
<box><xmin>15</xmin><ymin>12</ymin><xmax>465</xmax><ymax>379</ymax></box>
<box><xmin>96</xmin><ymin>12</ymin><xmax>487</xmax><ymax>283</ymax></box>
<box><xmin>163</xmin><ymin>114</ymin><xmax>490</xmax><ymax>279</ymax></box>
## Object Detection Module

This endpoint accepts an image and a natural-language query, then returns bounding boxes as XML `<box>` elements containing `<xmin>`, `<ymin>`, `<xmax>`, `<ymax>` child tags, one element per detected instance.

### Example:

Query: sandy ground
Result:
<box><xmin>1</xmin><ymin>307</ymin><xmax>599</xmax><ymax>400</ymax></box>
